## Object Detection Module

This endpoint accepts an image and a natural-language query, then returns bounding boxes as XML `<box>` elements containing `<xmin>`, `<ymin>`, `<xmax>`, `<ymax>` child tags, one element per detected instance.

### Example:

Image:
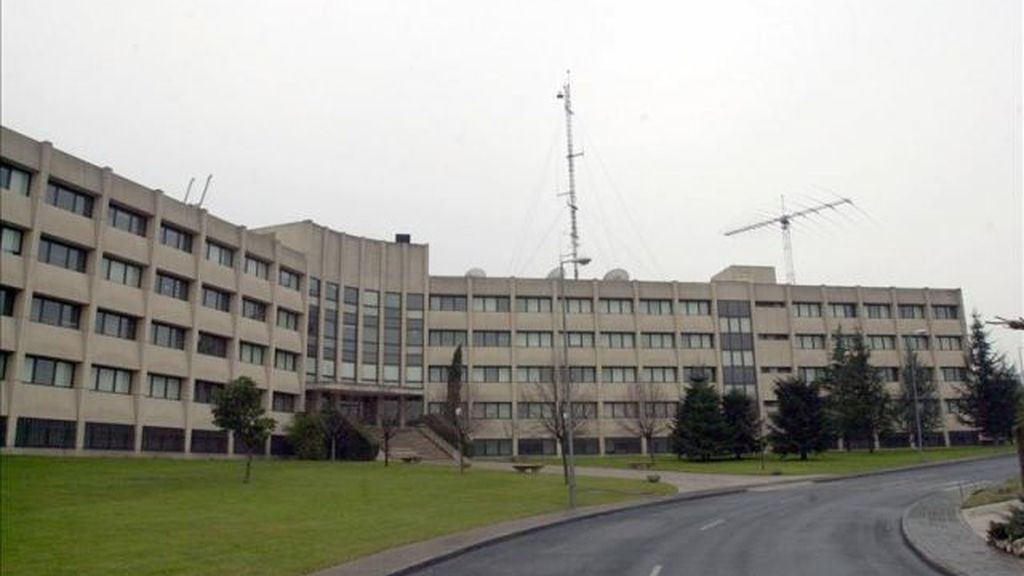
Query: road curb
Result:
<box><xmin>811</xmin><ymin>452</ymin><xmax>1013</xmax><ymax>484</ymax></box>
<box><xmin>900</xmin><ymin>494</ymin><xmax>960</xmax><ymax>576</ymax></box>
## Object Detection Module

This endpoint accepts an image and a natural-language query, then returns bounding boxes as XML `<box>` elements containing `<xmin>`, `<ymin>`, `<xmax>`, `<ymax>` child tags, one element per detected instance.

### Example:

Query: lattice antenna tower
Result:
<box><xmin>556</xmin><ymin>71</ymin><xmax>584</xmax><ymax>279</ymax></box>
<box><xmin>724</xmin><ymin>196</ymin><xmax>854</xmax><ymax>284</ymax></box>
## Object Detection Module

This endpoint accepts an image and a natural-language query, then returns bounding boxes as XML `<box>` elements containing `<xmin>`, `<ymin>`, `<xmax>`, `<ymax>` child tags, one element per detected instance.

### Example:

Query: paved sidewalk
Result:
<box><xmin>470</xmin><ymin>460</ymin><xmax>823</xmax><ymax>491</ymax></box>
<box><xmin>902</xmin><ymin>489</ymin><xmax>1024</xmax><ymax>576</ymax></box>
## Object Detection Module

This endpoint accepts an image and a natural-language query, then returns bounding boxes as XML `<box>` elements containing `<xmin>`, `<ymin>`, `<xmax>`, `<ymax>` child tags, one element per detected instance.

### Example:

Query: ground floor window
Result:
<box><xmin>518</xmin><ymin>438</ymin><xmax>556</xmax><ymax>456</ymax></box>
<box><xmin>472</xmin><ymin>438</ymin><xmax>512</xmax><ymax>457</ymax></box>
<box><xmin>191</xmin><ymin>429</ymin><xmax>228</xmax><ymax>454</ymax></box>
<box><xmin>604</xmin><ymin>437</ymin><xmax>642</xmax><ymax>455</ymax></box>
<box><xmin>948</xmin><ymin>431</ymin><xmax>979</xmax><ymax>446</ymax></box>
<box><xmin>142</xmin><ymin>426</ymin><xmax>184</xmax><ymax>452</ymax></box>
<box><xmin>85</xmin><ymin>422</ymin><xmax>134</xmax><ymax>451</ymax></box>
<box><xmin>650</xmin><ymin>437</ymin><xmax>672</xmax><ymax>454</ymax></box>
<box><xmin>572</xmin><ymin>437</ymin><xmax>600</xmax><ymax>455</ymax></box>
<box><xmin>15</xmin><ymin>417</ymin><xmax>75</xmax><ymax>448</ymax></box>
<box><xmin>271</xmin><ymin>435</ymin><xmax>293</xmax><ymax>456</ymax></box>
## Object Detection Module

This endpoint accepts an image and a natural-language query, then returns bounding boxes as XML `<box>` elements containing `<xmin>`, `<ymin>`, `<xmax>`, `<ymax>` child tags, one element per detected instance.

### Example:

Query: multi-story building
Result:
<box><xmin>0</xmin><ymin>126</ymin><xmax>976</xmax><ymax>457</ymax></box>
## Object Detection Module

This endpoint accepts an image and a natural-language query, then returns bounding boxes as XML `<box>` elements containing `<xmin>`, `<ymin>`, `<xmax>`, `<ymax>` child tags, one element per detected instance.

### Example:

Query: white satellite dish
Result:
<box><xmin>545</xmin><ymin>267</ymin><xmax>563</xmax><ymax>279</ymax></box>
<box><xmin>603</xmin><ymin>268</ymin><xmax>630</xmax><ymax>281</ymax></box>
<box><xmin>465</xmin><ymin>268</ymin><xmax>487</xmax><ymax>278</ymax></box>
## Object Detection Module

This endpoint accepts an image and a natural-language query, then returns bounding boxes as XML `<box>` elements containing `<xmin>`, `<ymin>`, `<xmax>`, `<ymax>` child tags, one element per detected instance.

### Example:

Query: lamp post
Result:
<box><xmin>558</xmin><ymin>255</ymin><xmax>591</xmax><ymax>509</ymax></box>
<box><xmin>909</xmin><ymin>328</ymin><xmax>928</xmax><ymax>462</ymax></box>
<box><xmin>455</xmin><ymin>406</ymin><xmax>465</xmax><ymax>474</ymax></box>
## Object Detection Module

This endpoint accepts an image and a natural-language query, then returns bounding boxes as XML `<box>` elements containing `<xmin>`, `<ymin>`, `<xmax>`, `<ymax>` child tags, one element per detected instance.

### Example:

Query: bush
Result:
<box><xmin>421</xmin><ymin>413</ymin><xmax>474</xmax><ymax>458</ymax></box>
<box><xmin>287</xmin><ymin>412</ymin><xmax>327</xmax><ymax>460</ymax></box>
<box><xmin>336</xmin><ymin>417</ymin><xmax>380</xmax><ymax>461</ymax></box>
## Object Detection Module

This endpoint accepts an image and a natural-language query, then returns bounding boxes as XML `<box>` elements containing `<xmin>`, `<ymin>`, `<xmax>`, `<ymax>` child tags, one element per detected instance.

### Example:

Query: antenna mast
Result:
<box><xmin>724</xmin><ymin>196</ymin><xmax>854</xmax><ymax>284</ymax></box>
<box><xmin>557</xmin><ymin>72</ymin><xmax>583</xmax><ymax>279</ymax></box>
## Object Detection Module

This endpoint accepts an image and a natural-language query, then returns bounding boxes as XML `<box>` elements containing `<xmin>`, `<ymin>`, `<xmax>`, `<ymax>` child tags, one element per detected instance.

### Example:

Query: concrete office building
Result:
<box><xmin>0</xmin><ymin>125</ymin><xmax>977</xmax><ymax>457</ymax></box>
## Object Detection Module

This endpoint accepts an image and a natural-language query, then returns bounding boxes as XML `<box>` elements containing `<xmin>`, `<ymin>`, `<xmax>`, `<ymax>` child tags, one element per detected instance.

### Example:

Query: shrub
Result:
<box><xmin>287</xmin><ymin>412</ymin><xmax>327</xmax><ymax>460</ymax></box>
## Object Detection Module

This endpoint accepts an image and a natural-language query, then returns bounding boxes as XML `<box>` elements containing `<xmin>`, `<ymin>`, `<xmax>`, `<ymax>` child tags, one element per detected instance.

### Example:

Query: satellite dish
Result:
<box><xmin>465</xmin><ymin>268</ymin><xmax>487</xmax><ymax>278</ymax></box>
<box><xmin>603</xmin><ymin>268</ymin><xmax>630</xmax><ymax>281</ymax></box>
<box><xmin>545</xmin><ymin>267</ymin><xmax>563</xmax><ymax>279</ymax></box>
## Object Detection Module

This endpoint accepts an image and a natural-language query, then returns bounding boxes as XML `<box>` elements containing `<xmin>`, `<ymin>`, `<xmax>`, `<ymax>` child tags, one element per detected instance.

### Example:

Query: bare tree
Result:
<box><xmin>380</xmin><ymin>410</ymin><xmax>400</xmax><ymax>467</ymax></box>
<box><xmin>623</xmin><ymin>378</ymin><xmax>673</xmax><ymax>463</ymax></box>
<box><xmin>526</xmin><ymin>369</ymin><xmax>587</xmax><ymax>484</ymax></box>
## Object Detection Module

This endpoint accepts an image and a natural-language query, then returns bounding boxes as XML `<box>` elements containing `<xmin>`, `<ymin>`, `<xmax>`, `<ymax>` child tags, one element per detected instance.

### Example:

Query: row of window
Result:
<box><xmin>426</xmin><ymin>330</ymin><xmax>717</xmax><ymax>349</ymax></box>
<box><xmin>424</xmin><ymin>365</ymin><xmax>718</xmax><ymax>384</ymax></box>
<box><xmin>459</xmin><ymin>401</ymin><xmax>678</xmax><ymax>420</ymax></box>
<box><xmin>792</xmin><ymin>302</ymin><xmax>958</xmax><ymax>320</ymax></box>
<box><xmin>793</xmin><ymin>333</ymin><xmax>962</xmax><ymax>351</ymax></box>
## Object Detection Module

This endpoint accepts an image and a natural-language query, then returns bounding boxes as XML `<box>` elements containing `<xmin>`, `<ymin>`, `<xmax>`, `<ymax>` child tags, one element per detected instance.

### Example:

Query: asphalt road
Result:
<box><xmin>407</xmin><ymin>456</ymin><xmax>1016</xmax><ymax>576</ymax></box>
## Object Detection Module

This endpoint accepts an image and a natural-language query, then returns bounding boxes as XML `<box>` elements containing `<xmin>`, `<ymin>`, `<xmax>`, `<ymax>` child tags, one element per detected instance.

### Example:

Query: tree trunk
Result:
<box><xmin>560</xmin><ymin>437</ymin><xmax>569</xmax><ymax>484</ymax></box>
<box><xmin>384</xmin><ymin>434</ymin><xmax>390</xmax><ymax>467</ymax></box>
<box><xmin>1015</xmin><ymin>424</ymin><xmax>1024</xmax><ymax>492</ymax></box>
<box><xmin>800</xmin><ymin>449</ymin><xmax>808</xmax><ymax>461</ymax></box>
<box><xmin>245</xmin><ymin>451</ymin><xmax>253</xmax><ymax>484</ymax></box>
<box><xmin>330</xmin><ymin>437</ymin><xmax>336</xmax><ymax>461</ymax></box>
<box><xmin>648</xmin><ymin>436</ymin><xmax>656</xmax><ymax>464</ymax></box>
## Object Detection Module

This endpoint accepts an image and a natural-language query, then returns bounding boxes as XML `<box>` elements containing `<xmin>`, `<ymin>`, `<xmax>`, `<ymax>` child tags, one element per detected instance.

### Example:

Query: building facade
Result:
<box><xmin>0</xmin><ymin>126</ymin><xmax>975</xmax><ymax>457</ymax></box>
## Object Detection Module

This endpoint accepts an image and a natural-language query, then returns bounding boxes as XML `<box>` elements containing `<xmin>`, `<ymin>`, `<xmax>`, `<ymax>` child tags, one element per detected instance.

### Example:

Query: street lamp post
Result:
<box><xmin>558</xmin><ymin>255</ymin><xmax>590</xmax><ymax>509</ymax></box>
<box><xmin>455</xmin><ymin>406</ymin><xmax>465</xmax><ymax>474</ymax></box>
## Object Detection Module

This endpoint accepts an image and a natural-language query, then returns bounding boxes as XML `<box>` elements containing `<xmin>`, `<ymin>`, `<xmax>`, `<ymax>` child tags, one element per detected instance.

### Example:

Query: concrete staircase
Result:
<box><xmin>370</xmin><ymin>426</ymin><xmax>457</xmax><ymax>462</ymax></box>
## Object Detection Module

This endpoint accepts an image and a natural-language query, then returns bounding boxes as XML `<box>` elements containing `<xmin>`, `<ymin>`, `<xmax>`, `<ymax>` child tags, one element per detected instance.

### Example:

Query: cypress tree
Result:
<box><xmin>823</xmin><ymin>329</ymin><xmax>891</xmax><ymax>451</ymax></box>
<box><xmin>768</xmin><ymin>377</ymin><xmax>831</xmax><ymax>460</ymax></box>
<box><xmin>672</xmin><ymin>372</ymin><xmax>726</xmax><ymax>461</ymax></box>
<box><xmin>721</xmin><ymin>389</ymin><xmax>761</xmax><ymax>459</ymax></box>
<box><xmin>958</xmin><ymin>313</ymin><xmax>1022</xmax><ymax>443</ymax></box>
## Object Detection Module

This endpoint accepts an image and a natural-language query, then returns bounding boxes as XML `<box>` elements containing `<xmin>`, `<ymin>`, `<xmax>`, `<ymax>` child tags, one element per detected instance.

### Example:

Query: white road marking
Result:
<box><xmin>649</xmin><ymin>565</ymin><xmax>662</xmax><ymax>576</ymax></box>
<box><xmin>699</xmin><ymin>518</ymin><xmax>726</xmax><ymax>531</ymax></box>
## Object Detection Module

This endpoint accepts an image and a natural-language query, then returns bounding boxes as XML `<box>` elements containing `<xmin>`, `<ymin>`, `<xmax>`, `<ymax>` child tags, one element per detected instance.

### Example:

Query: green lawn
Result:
<box><xmin>962</xmin><ymin>478</ymin><xmax>1023</xmax><ymax>509</ymax></box>
<box><xmin>535</xmin><ymin>445</ymin><xmax>1016</xmax><ymax>476</ymax></box>
<box><xmin>0</xmin><ymin>456</ymin><xmax>674</xmax><ymax>576</ymax></box>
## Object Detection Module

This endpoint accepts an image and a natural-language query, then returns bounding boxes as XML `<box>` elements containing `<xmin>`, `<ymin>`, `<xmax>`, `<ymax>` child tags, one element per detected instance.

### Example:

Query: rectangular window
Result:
<box><xmin>197</xmin><ymin>332</ymin><xmax>229</xmax><ymax>358</ymax></box>
<box><xmin>643</xmin><ymin>366</ymin><xmax>678</xmax><ymax>383</ymax></box>
<box><xmin>471</xmin><ymin>366</ymin><xmax>512</xmax><ymax>383</ymax></box>
<box><xmin>641</xmin><ymin>332</ymin><xmax>675</xmax><ymax>349</ymax></box>
<box><xmin>829</xmin><ymin>303</ymin><xmax>857</xmax><ymax>318</ymax></box>
<box><xmin>239</xmin><ymin>342</ymin><xmax>266</xmax><ymax>365</ymax></box>
<box><xmin>755</xmin><ymin>301</ymin><xmax>786</xmax><ymax>309</ymax></box>
<box><xmin>30</xmin><ymin>295</ymin><xmax>81</xmax><ymax>329</ymax></box>
<box><xmin>278</xmin><ymin>268</ymin><xmax>301</xmax><ymax>291</ymax></box>
<box><xmin>600</xmin><ymin>332</ymin><xmax>635</xmax><ymax>349</ymax></box>
<box><xmin>159</xmin><ymin>223</ymin><xmax>193</xmax><ymax>253</ymax></box>
<box><xmin>898</xmin><ymin>304</ymin><xmax>925</xmax><ymax>319</ymax></box>
<box><xmin>472</xmin><ymin>295</ymin><xmax>510</xmax><ymax>312</ymax></box>
<box><xmin>38</xmin><ymin>236</ymin><xmax>87</xmax><ymax>272</ymax></box>
<box><xmin>903</xmin><ymin>335</ymin><xmax>930</xmax><ymax>350</ymax></box>
<box><xmin>562</xmin><ymin>297</ymin><xmax>593</xmax><ymax>314</ymax></box>
<box><xmin>932</xmin><ymin>305</ymin><xmax>959</xmax><ymax>320</ymax></box>
<box><xmin>792</xmin><ymin>302</ymin><xmax>822</xmax><ymax>318</ymax></box>
<box><xmin>680</xmin><ymin>299</ymin><xmax>711</xmax><ymax>316</ymax></box>
<box><xmin>0</xmin><ymin>285</ymin><xmax>16</xmax><ymax>316</ymax></box>
<box><xmin>646</xmin><ymin>402</ymin><xmax>677</xmax><ymax>419</ymax></box>
<box><xmin>429</xmin><ymin>294</ymin><xmax>467</xmax><ymax>311</ymax></box>
<box><xmin>472</xmin><ymin>330</ymin><xmax>511</xmax><ymax>347</ymax></box>
<box><xmin>0</xmin><ymin>163</ymin><xmax>32</xmax><ymax>195</ymax></box>
<box><xmin>598</xmin><ymin>298</ymin><xmax>633</xmax><ymax>314</ymax></box>
<box><xmin>935</xmin><ymin>336</ymin><xmax>962</xmax><ymax>351</ymax></box>
<box><xmin>795</xmin><ymin>334</ymin><xmax>826</xmax><ymax>350</ymax></box>
<box><xmin>244</xmin><ymin>254</ymin><xmax>270</xmax><ymax>279</ymax></box>
<box><xmin>683</xmin><ymin>366</ymin><xmax>716</xmax><ymax>383</ymax></box>
<box><xmin>91</xmin><ymin>365</ymin><xmax>132</xmax><ymax>394</ymax></box>
<box><xmin>799</xmin><ymin>367</ymin><xmax>827</xmax><ymax>383</ymax></box>
<box><xmin>941</xmin><ymin>367</ymin><xmax>966</xmax><ymax>382</ymax></box>
<box><xmin>758</xmin><ymin>333</ymin><xmax>789</xmax><ymax>341</ymax></box>
<box><xmin>864</xmin><ymin>303</ymin><xmax>892</xmax><ymax>319</ymax></box>
<box><xmin>878</xmin><ymin>367</ymin><xmax>899</xmax><ymax>382</ymax></box>
<box><xmin>517</xmin><ymin>366</ymin><xmax>555</xmax><ymax>383</ymax></box>
<box><xmin>150</xmin><ymin>322</ymin><xmax>187</xmax><ymax>350</ymax></box>
<box><xmin>428</xmin><ymin>330</ymin><xmax>468</xmax><ymax>347</ymax></box>
<box><xmin>205</xmin><ymin>241</ymin><xmax>235</xmax><ymax>267</ymax></box>
<box><xmin>308</xmin><ymin>277</ymin><xmax>321</xmax><ymax>298</ymax></box>
<box><xmin>102</xmin><ymin>255</ymin><xmax>143</xmax><ymax>287</ymax></box>
<box><xmin>1</xmin><ymin>225</ymin><xmax>23</xmax><ymax>255</ymax></box>
<box><xmin>517</xmin><ymin>402</ymin><xmax>554</xmax><ymax>420</ymax></box>
<box><xmin>15</xmin><ymin>417</ymin><xmax>76</xmax><ymax>449</ymax></box>
<box><xmin>194</xmin><ymin>380</ymin><xmax>224</xmax><ymax>403</ymax></box>
<box><xmin>94</xmin><ymin>309</ymin><xmax>137</xmax><ymax>340</ymax></box>
<box><xmin>639</xmin><ymin>299</ymin><xmax>673</xmax><ymax>315</ymax></box>
<box><xmin>471</xmin><ymin>402</ymin><xmax>512</xmax><ymax>420</ymax></box>
<box><xmin>866</xmin><ymin>335</ymin><xmax>896</xmax><ymax>350</ymax></box>
<box><xmin>571</xmin><ymin>402</ymin><xmax>598</xmax><ymax>419</ymax></box>
<box><xmin>326</xmin><ymin>282</ymin><xmax>340</xmax><ymax>302</ymax></box>
<box><xmin>272</xmin><ymin>392</ymin><xmax>296</xmax><ymax>413</ymax></box>
<box><xmin>85</xmin><ymin>422</ymin><xmax>134</xmax><ymax>451</ymax></box>
<box><xmin>275</xmin><ymin>349</ymin><xmax>299</xmax><ymax>371</ymax></box>
<box><xmin>106</xmin><ymin>204</ymin><xmax>147</xmax><ymax>236</ymax></box>
<box><xmin>721</xmin><ymin>349</ymin><xmax>755</xmax><ymax>366</ymax></box>
<box><xmin>568</xmin><ymin>366</ymin><xmax>597</xmax><ymax>383</ymax></box>
<box><xmin>516</xmin><ymin>296</ymin><xmax>552</xmax><ymax>313</ymax></box>
<box><xmin>46</xmin><ymin>182</ymin><xmax>94</xmax><ymax>218</ymax></box>
<box><xmin>680</xmin><ymin>332</ymin><xmax>714</xmax><ymax>349</ymax></box>
<box><xmin>202</xmin><ymin>285</ymin><xmax>232</xmax><ymax>312</ymax></box>
<box><xmin>604</xmin><ymin>402</ymin><xmax>639</xmax><ymax>419</ymax></box>
<box><xmin>718</xmin><ymin>316</ymin><xmax>752</xmax><ymax>333</ymax></box>
<box><xmin>154</xmin><ymin>272</ymin><xmax>189</xmax><ymax>301</ymax></box>
<box><xmin>760</xmin><ymin>366</ymin><xmax>793</xmax><ymax>374</ymax></box>
<box><xmin>472</xmin><ymin>439</ymin><xmax>513</xmax><ymax>457</ymax></box>
<box><xmin>602</xmin><ymin>366</ymin><xmax>637</xmax><ymax>383</ymax></box>
<box><xmin>22</xmin><ymin>355</ymin><xmax>75</xmax><ymax>387</ymax></box>
<box><xmin>149</xmin><ymin>374</ymin><xmax>182</xmax><ymax>400</ymax></box>
<box><xmin>516</xmin><ymin>331</ymin><xmax>553</xmax><ymax>348</ymax></box>
<box><xmin>428</xmin><ymin>364</ymin><xmax>468</xmax><ymax>383</ymax></box>
<box><xmin>276</xmin><ymin>307</ymin><xmax>300</xmax><ymax>331</ymax></box>
<box><xmin>562</xmin><ymin>331</ymin><xmax>595</xmax><ymax>348</ymax></box>
<box><xmin>241</xmin><ymin>298</ymin><xmax>267</xmax><ymax>321</ymax></box>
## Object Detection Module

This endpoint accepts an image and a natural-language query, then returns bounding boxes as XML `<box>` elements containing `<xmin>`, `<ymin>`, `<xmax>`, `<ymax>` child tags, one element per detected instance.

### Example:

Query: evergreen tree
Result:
<box><xmin>958</xmin><ymin>313</ymin><xmax>1022</xmax><ymax>443</ymax></box>
<box><xmin>213</xmin><ymin>376</ymin><xmax>276</xmax><ymax>483</ymax></box>
<box><xmin>768</xmin><ymin>377</ymin><xmax>831</xmax><ymax>460</ymax></box>
<box><xmin>895</xmin><ymin>349</ymin><xmax>942</xmax><ymax>447</ymax></box>
<box><xmin>822</xmin><ymin>329</ymin><xmax>891</xmax><ymax>451</ymax></box>
<box><xmin>672</xmin><ymin>371</ymin><xmax>726</xmax><ymax>461</ymax></box>
<box><xmin>721</xmin><ymin>389</ymin><xmax>761</xmax><ymax>459</ymax></box>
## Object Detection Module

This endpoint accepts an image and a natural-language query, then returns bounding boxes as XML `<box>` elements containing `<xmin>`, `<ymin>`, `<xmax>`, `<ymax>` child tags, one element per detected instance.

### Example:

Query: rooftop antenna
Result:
<box><xmin>182</xmin><ymin>177</ymin><xmax>195</xmax><ymax>204</ymax></box>
<box><xmin>724</xmin><ymin>195</ymin><xmax>854</xmax><ymax>284</ymax></box>
<box><xmin>196</xmin><ymin>174</ymin><xmax>213</xmax><ymax>208</ymax></box>
<box><xmin>556</xmin><ymin>71</ymin><xmax>583</xmax><ymax>279</ymax></box>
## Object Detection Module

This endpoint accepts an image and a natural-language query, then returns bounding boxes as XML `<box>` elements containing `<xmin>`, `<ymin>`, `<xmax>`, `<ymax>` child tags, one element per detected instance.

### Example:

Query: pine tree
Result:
<box><xmin>823</xmin><ymin>329</ymin><xmax>891</xmax><ymax>451</ymax></box>
<box><xmin>672</xmin><ymin>372</ymin><xmax>726</xmax><ymax>461</ymax></box>
<box><xmin>768</xmin><ymin>377</ymin><xmax>831</xmax><ymax>460</ymax></box>
<box><xmin>895</xmin><ymin>349</ymin><xmax>942</xmax><ymax>447</ymax></box>
<box><xmin>721</xmin><ymin>389</ymin><xmax>761</xmax><ymax>459</ymax></box>
<box><xmin>959</xmin><ymin>313</ymin><xmax>1022</xmax><ymax>443</ymax></box>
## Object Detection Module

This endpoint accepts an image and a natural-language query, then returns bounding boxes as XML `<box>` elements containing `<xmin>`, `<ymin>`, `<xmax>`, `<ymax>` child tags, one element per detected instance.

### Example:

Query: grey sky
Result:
<box><xmin>2</xmin><ymin>0</ymin><xmax>1021</xmax><ymax>359</ymax></box>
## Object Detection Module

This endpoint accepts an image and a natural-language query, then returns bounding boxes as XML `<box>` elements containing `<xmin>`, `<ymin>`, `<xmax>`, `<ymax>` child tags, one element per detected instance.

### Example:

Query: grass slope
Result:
<box><xmin>538</xmin><ymin>445</ymin><xmax>1015</xmax><ymax>476</ymax></box>
<box><xmin>0</xmin><ymin>456</ymin><xmax>673</xmax><ymax>576</ymax></box>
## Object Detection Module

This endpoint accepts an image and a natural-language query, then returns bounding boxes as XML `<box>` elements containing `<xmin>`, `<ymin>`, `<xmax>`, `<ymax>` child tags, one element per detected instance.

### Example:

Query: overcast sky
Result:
<box><xmin>2</xmin><ymin>0</ymin><xmax>1021</xmax><ymax>359</ymax></box>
